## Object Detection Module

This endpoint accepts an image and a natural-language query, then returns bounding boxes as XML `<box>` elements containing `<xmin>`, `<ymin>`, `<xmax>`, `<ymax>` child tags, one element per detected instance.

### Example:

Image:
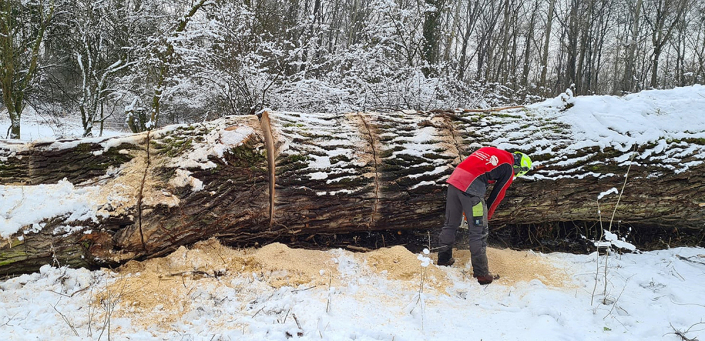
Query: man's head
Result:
<box><xmin>513</xmin><ymin>151</ymin><xmax>532</xmax><ymax>177</ymax></box>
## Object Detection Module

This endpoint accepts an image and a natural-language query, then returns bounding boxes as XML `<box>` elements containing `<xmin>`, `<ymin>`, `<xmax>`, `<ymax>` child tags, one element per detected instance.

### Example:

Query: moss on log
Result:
<box><xmin>1</xmin><ymin>107</ymin><xmax>704</xmax><ymax>276</ymax></box>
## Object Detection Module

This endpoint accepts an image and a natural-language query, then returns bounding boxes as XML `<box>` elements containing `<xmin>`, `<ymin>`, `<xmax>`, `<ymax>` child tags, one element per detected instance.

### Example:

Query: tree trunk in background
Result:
<box><xmin>647</xmin><ymin>0</ymin><xmax>687</xmax><ymax>89</ymax></box>
<box><xmin>521</xmin><ymin>1</ymin><xmax>538</xmax><ymax>89</ymax></box>
<box><xmin>422</xmin><ymin>0</ymin><xmax>444</xmax><ymax>76</ymax></box>
<box><xmin>539</xmin><ymin>0</ymin><xmax>556</xmax><ymax>95</ymax></box>
<box><xmin>565</xmin><ymin>0</ymin><xmax>579</xmax><ymax>91</ymax></box>
<box><xmin>494</xmin><ymin>0</ymin><xmax>511</xmax><ymax>83</ymax></box>
<box><xmin>622</xmin><ymin>0</ymin><xmax>643</xmax><ymax>93</ymax></box>
<box><xmin>2</xmin><ymin>110</ymin><xmax>705</xmax><ymax>276</ymax></box>
<box><xmin>575</xmin><ymin>0</ymin><xmax>591</xmax><ymax>95</ymax></box>
<box><xmin>0</xmin><ymin>0</ymin><xmax>54</xmax><ymax>139</ymax></box>
<box><xmin>456</xmin><ymin>0</ymin><xmax>482</xmax><ymax>80</ymax></box>
<box><xmin>476</xmin><ymin>0</ymin><xmax>502</xmax><ymax>80</ymax></box>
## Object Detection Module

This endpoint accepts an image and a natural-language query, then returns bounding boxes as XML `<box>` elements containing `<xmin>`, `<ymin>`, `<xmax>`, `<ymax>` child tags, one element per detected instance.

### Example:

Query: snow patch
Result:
<box><xmin>0</xmin><ymin>179</ymin><xmax>100</xmax><ymax>238</ymax></box>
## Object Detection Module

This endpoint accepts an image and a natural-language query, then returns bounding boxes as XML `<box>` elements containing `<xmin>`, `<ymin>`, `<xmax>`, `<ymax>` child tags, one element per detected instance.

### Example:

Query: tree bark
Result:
<box><xmin>2</xmin><ymin>109</ymin><xmax>704</xmax><ymax>276</ymax></box>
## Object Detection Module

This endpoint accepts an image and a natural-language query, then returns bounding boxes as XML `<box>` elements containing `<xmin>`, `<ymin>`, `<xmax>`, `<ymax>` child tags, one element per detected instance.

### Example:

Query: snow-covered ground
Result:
<box><xmin>0</xmin><ymin>241</ymin><xmax>704</xmax><ymax>341</ymax></box>
<box><xmin>0</xmin><ymin>106</ymin><xmax>128</xmax><ymax>141</ymax></box>
<box><xmin>2</xmin><ymin>86</ymin><xmax>705</xmax><ymax>340</ymax></box>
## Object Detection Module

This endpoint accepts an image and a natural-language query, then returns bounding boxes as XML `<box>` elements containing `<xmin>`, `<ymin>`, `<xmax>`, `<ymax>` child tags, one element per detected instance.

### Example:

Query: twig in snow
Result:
<box><xmin>48</xmin><ymin>285</ymin><xmax>92</xmax><ymax>298</ymax></box>
<box><xmin>427</xmin><ymin>231</ymin><xmax>431</xmax><ymax>251</ymax></box>
<box><xmin>285</xmin><ymin>314</ymin><xmax>304</xmax><ymax>338</ymax></box>
<box><xmin>50</xmin><ymin>242</ymin><xmax>61</xmax><ymax>268</ymax></box>
<box><xmin>292</xmin><ymin>285</ymin><xmax>317</xmax><ymax>292</ymax></box>
<box><xmin>668</xmin><ymin>261</ymin><xmax>686</xmax><ymax>281</ymax></box>
<box><xmin>53</xmin><ymin>299</ymin><xmax>79</xmax><ymax>336</ymax></box>
<box><xmin>97</xmin><ymin>273</ymin><xmax>127</xmax><ymax>341</ymax></box>
<box><xmin>409</xmin><ymin>266</ymin><xmax>427</xmax><ymax>330</ymax></box>
<box><xmin>282</xmin><ymin>308</ymin><xmax>291</xmax><ymax>324</ymax></box>
<box><xmin>1</xmin><ymin>312</ymin><xmax>19</xmax><ymax>327</ymax></box>
<box><xmin>253</xmin><ymin>306</ymin><xmax>265</xmax><ymax>317</ymax></box>
<box><xmin>592</xmin><ymin>146</ymin><xmax>636</xmax><ymax>305</ymax></box>
<box><xmin>293</xmin><ymin>314</ymin><xmax>302</xmax><ymax>329</ymax></box>
<box><xmin>677</xmin><ymin>255</ymin><xmax>705</xmax><ymax>266</ymax></box>
<box><xmin>168</xmin><ymin>270</ymin><xmax>224</xmax><ymax>279</ymax></box>
<box><xmin>667</xmin><ymin>321</ymin><xmax>705</xmax><ymax>341</ymax></box>
<box><xmin>346</xmin><ymin>245</ymin><xmax>371</xmax><ymax>252</ymax></box>
<box><xmin>326</xmin><ymin>272</ymin><xmax>333</xmax><ymax>313</ymax></box>
<box><xmin>604</xmin><ymin>275</ymin><xmax>633</xmax><ymax>318</ymax></box>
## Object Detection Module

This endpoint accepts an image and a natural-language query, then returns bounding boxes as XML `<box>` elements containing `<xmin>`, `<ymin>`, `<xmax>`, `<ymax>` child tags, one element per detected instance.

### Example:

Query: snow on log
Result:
<box><xmin>2</xmin><ymin>89</ymin><xmax>705</xmax><ymax>274</ymax></box>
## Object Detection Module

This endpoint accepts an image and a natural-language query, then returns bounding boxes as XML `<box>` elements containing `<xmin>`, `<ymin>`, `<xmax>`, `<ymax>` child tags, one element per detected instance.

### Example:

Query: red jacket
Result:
<box><xmin>447</xmin><ymin>147</ymin><xmax>514</xmax><ymax>219</ymax></box>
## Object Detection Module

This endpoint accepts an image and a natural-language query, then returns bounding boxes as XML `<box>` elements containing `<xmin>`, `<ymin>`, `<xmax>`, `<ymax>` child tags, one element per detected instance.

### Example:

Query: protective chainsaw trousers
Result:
<box><xmin>438</xmin><ymin>185</ymin><xmax>490</xmax><ymax>276</ymax></box>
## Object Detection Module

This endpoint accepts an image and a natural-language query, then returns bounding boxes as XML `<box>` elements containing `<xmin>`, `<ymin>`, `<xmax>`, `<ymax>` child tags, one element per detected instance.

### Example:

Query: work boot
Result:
<box><xmin>437</xmin><ymin>247</ymin><xmax>455</xmax><ymax>266</ymax></box>
<box><xmin>474</xmin><ymin>273</ymin><xmax>500</xmax><ymax>285</ymax></box>
<box><xmin>470</xmin><ymin>247</ymin><xmax>489</xmax><ymax>278</ymax></box>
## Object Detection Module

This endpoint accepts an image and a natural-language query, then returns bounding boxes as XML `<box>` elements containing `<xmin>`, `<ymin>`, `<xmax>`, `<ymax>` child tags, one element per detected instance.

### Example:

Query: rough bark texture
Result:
<box><xmin>1</xmin><ymin>108</ymin><xmax>704</xmax><ymax>276</ymax></box>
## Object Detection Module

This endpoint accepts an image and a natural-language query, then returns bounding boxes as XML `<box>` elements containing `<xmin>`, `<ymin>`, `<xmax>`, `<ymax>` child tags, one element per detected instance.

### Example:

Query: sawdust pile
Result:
<box><xmin>97</xmin><ymin>239</ymin><xmax>570</xmax><ymax>329</ymax></box>
<box><xmin>448</xmin><ymin>248</ymin><xmax>571</xmax><ymax>288</ymax></box>
<box><xmin>249</xmin><ymin>242</ymin><xmax>339</xmax><ymax>287</ymax></box>
<box><xmin>356</xmin><ymin>245</ymin><xmax>451</xmax><ymax>290</ymax></box>
<box><xmin>98</xmin><ymin>240</ymin><xmax>341</xmax><ymax>326</ymax></box>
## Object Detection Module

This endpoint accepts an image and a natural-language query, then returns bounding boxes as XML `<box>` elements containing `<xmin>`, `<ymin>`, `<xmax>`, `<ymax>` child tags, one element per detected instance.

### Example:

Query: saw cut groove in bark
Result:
<box><xmin>2</xmin><ymin>106</ymin><xmax>705</xmax><ymax>276</ymax></box>
<box><xmin>259</xmin><ymin>111</ymin><xmax>276</xmax><ymax>227</ymax></box>
<box><xmin>354</xmin><ymin>112</ymin><xmax>381</xmax><ymax>229</ymax></box>
<box><xmin>136</xmin><ymin>131</ymin><xmax>151</xmax><ymax>251</ymax></box>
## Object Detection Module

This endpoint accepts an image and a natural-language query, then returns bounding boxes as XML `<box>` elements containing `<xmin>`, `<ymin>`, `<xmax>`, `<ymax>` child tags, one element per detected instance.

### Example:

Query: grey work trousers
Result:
<box><xmin>438</xmin><ymin>185</ymin><xmax>490</xmax><ymax>276</ymax></box>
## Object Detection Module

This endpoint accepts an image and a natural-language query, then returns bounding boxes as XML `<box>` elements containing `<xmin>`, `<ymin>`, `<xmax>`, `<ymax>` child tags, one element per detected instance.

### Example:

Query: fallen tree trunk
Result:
<box><xmin>1</xmin><ymin>107</ymin><xmax>704</xmax><ymax>275</ymax></box>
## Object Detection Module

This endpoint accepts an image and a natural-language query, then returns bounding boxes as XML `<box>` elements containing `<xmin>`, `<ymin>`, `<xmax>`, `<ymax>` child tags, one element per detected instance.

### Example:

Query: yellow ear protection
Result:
<box><xmin>513</xmin><ymin>152</ymin><xmax>532</xmax><ymax>177</ymax></box>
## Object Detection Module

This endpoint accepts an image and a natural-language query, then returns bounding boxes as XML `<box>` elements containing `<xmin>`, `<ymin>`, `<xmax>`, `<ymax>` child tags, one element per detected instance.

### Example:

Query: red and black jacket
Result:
<box><xmin>446</xmin><ymin>147</ymin><xmax>514</xmax><ymax>219</ymax></box>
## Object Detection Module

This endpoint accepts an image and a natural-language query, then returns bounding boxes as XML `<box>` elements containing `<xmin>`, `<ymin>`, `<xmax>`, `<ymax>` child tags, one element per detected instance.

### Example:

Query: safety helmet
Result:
<box><xmin>513</xmin><ymin>152</ymin><xmax>532</xmax><ymax>177</ymax></box>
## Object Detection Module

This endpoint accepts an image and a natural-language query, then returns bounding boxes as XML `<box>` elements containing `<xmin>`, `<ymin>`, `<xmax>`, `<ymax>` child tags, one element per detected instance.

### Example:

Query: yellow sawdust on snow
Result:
<box><xmin>96</xmin><ymin>240</ymin><xmax>340</xmax><ymax>328</ymax></box>
<box><xmin>252</xmin><ymin>242</ymin><xmax>339</xmax><ymax>287</ymax></box>
<box><xmin>355</xmin><ymin>245</ymin><xmax>451</xmax><ymax>291</ymax></box>
<box><xmin>95</xmin><ymin>239</ymin><xmax>240</xmax><ymax>327</ymax></box>
<box><xmin>95</xmin><ymin>240</ymin><xmax>571</xmax><ymax>330</ymax></box>
<box><xmin>445</xmin><ymin>248</ymin><xmax>572</xmax><ymax>288</ymax></box>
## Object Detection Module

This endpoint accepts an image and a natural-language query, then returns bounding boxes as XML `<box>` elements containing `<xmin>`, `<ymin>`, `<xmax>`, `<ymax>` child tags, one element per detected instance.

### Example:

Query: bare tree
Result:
<box><xmin>455</xmin><ymin>0</ymin><xmax>485</xmax><ymax>80</ymax></box>
<box><xmin>564</xmin><ymin>0</ymin><xmax>580</xmax><ymax>91</ymax></box>
<box><xmin>620</xmin><ymin>0</ymin><xmax>643</xmax><ymax>93</ymax></box>
<box><xmin>643</xmin><ymin>0</ymin><xmax>689</xmax><ymax>89</ymax></box>
<box><xmin>691</xmin><ymin>3</ymin><xmax>705</xmax><ymax>83</ymax></box>
<box><xmin>521</xmin><ymin>0</ymin><xmax>540</xmax><ymax>89</ymax></box>
<box><xmin>0</xmin><ymin>0</ymin><xmax>54</xmax><ymax>139</ymax></box>
<box><xmin>126</xmin><ymin>0</ymin><xmax>210</xmax><ymax>133</ymax></box>
<box><xmin>475</xmin><ymin>0</ymin><xmax>503</xmax><ymax>81</ymax></box>
<box><xmin>72</xmin><ymin>0</ymin><xmax>132</xmax><ymax>137</ymax></box>
<box><xmin>539</xmin><ymin>0</ymin><xmax>557</xmax><ymax>94</ymax></box>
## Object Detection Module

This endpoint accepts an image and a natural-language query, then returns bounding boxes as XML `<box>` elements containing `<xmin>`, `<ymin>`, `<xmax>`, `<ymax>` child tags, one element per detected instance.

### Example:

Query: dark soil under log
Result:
<box><xmin>231</xmin><ymin>222</ymin><xmax>705</xmax><ymax>255</ymax></box>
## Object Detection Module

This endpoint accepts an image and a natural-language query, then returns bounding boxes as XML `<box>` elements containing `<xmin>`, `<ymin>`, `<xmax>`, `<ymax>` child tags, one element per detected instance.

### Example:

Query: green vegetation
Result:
<box><xmin>152</xmin><ymin>135</ymin><xmax>193</xmax><ymax>157</ymax></box>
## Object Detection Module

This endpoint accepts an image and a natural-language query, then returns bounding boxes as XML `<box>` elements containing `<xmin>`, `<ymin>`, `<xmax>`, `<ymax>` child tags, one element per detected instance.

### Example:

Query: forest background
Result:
<box><xmin>2</xmin><ymin>0</ymin><xmax>704</xmax><ymax>140</ymax></box>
